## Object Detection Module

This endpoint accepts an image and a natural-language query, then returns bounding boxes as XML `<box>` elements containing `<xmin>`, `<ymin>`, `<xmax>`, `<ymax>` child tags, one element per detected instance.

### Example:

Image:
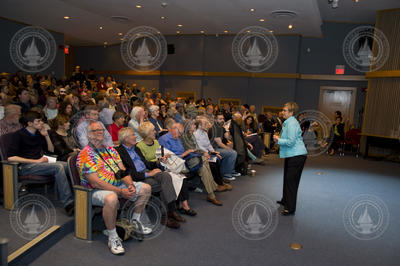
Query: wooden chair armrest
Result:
<box><xmin>1</xmin><ymin>160</ymin><xmax>19</xmax><ymax>166</ymax></box>
<box><xmin>73</xmin><ymin>185</ymin><xmax>93</xmax><ymax>192</ymax></box>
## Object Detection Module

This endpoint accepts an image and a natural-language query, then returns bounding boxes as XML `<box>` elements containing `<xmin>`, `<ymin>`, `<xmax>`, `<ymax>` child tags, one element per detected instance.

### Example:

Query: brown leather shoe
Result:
<box><xmin>206</xmin><ymin>196</ymin><xmax>223</xmax><ymax>206</ymax></box>
<box><xmin>161</xmin><ymin>216</ymin><xmax>181</xmax><ymax>229</ymax></box>
<box><xmin>168</xmin><ymin>211</ymin><xmax>186</xmax><ymax>223</ymax></box>
<box><xmin>223</xmin><ymin>183</ymin><xmax>232</xmax><ymax>191</ymax></box>
<box><xmin>216</xmin><ymin>185</ymin><xmax>228</xmax><ymax>192</ymax></box>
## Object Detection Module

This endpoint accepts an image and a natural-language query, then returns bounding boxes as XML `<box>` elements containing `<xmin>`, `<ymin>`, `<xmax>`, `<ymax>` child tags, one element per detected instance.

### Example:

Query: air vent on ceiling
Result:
<box><xmin>110</xmin><ymin>16</ymin><xmax>131</xmax><ymax>23</ymax></box>
<box><xmin>270</xmin><ymin>10</ymin><xmax>297</xmax><ymax>19</ymax></box>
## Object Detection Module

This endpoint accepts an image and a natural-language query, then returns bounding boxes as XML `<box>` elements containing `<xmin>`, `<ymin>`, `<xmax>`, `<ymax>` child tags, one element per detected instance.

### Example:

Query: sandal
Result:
<box><xmin>178</xmin><ymin>208</ymin><xmax>197</xmax><ymax>216</ymax></box>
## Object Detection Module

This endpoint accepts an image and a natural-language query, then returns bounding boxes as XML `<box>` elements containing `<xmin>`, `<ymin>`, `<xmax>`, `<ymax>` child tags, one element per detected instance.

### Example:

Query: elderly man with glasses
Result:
<box><xmin>77</xmin><ymin>120</ymin><xmax>152</xmax><ymax>255</ymax></box>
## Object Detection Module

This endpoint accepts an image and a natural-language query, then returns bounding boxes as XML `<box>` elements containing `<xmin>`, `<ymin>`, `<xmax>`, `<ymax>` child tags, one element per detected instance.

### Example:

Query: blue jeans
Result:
<box><xmin>216</xmin><ymin>148</ymin><xmax>237</xmax><ymax>175</ymax></box>
<box><xmin>19</xmin><ymin>162</ymin><xmax>73</xmax><ymax>207</ymax></box>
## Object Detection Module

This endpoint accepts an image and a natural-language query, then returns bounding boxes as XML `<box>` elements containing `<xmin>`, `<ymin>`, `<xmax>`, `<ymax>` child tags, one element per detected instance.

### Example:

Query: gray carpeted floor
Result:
<box><xmin>30</xmin><ymin>154</ymin><xmax>400</xmax><ymax>266</ymax></box>
<box><xmin>0</xmin><ymin>186</ymin><xmax>72</xmax><ymax>254</ymax></box>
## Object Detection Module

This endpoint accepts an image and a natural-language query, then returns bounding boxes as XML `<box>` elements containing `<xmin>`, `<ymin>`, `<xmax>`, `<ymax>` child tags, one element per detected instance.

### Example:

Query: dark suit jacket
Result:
<box><xmin>115</xmin><ymin>144</ymin><xmax>160</xmax><ymax>182</ymax></box>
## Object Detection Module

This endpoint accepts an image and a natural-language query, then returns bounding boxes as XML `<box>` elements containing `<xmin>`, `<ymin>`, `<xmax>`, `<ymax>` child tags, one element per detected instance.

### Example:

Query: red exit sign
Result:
<box><xmin>335</xmin><ymin>65</ymin><xmax>345</xmax><ymax>75</ymax></box>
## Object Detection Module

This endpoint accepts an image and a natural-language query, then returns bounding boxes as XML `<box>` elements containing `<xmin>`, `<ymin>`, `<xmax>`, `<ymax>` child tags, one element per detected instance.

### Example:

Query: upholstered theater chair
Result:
<box><xmin>0</xmin><ymin>132</ymin><xmax>54</xmax><ymax>210</ymax></box>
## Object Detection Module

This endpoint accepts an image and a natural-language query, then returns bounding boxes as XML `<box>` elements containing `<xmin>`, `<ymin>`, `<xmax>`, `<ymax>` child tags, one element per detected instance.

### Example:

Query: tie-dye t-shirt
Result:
<box><xmin>77</xmin><ymin>145</ymin><xmax>123</xmax><ymax>188</ymax></box>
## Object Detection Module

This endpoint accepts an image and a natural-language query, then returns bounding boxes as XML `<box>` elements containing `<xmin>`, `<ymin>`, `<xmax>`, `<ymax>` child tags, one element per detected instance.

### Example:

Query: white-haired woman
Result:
<box><xmin>128</xmin><ymin>106</ymin><xmax>145</xmax><ymax>142</ymax></box>
<box><xmin>148</xmin><ymin>105</ymin><xmax>167</xmax><ymax>138</ymax></box>
<box><xmin>137</xmin><ymin>122</ymin><xmax>196</xmax><ymax>216</ymax></box>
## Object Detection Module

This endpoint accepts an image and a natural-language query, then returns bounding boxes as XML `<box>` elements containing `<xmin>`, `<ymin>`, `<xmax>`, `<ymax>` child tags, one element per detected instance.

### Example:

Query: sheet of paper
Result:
<box><xmin>43</xmin><ymin>155</ymin><xmax>57</xmax><ymax>163</ymax></box>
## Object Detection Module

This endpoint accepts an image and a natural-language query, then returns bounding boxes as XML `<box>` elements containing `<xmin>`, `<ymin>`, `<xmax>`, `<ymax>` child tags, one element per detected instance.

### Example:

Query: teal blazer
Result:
<box><xmin>278</xmin><ymin>116</ymin><xmax>307</xmax><ymax>158</ymax></box>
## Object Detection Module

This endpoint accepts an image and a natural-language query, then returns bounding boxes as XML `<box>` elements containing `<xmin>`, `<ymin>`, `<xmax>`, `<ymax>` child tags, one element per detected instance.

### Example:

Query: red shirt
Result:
<box><xmin>107</xmin><ymin>123</ymin><xmax>123</xmax><ymax>141</ymax></box>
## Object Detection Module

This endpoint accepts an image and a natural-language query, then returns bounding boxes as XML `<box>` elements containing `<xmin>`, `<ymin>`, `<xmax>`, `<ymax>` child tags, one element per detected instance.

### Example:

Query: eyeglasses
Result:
<box><xmin>91</xmin><ymin>129</ymin><xmax>104</xmax><ymax>133</ymax></box>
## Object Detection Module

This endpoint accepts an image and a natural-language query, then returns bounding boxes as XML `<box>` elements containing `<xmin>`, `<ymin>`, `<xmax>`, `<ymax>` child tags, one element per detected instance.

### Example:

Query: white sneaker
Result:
<box><xmin>131</xmin><ymin>219</ymin><xmax>152</xmax><ymax>235</ymax></box>
<box><xmin>224</xmin><ymin>175</ymin><xmax>236</xmax><ymax>181</ymax></box>
<box><xmin>108</xmin><ymin>237</ymin><xmax>125</xmax><ymax>255</ymax></box>
<box><xmin>194</xmin><ymin>187</ymin><xmax>203</xmax><ymax>193</ymax></box>
<box><xmin>231</xmin><ymin>172</ymin><xmax>241</xmax><ymax>177</ymax></box>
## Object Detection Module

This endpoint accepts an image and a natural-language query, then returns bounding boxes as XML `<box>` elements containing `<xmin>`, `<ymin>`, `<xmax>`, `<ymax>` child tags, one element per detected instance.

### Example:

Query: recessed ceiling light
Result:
<box><xmin>200</xmin><ymin>30</ymin><xmax>205</xmax><ymax>34</ymax></box>
<box><xmin>224</xmin><ymin>30</ymin><xmax>228</xmax><ymax>33</ymax></box>
<box><xmin>118</xmin><ymin>33</ymin><xmax>123</xmax><ymax>36</ymax></box>
<box><xmin>177</xmin><ymin>24</ymin><xmax>183</xmax><ymax>27</ymax></box>
<box><xmin>161</xmin><ymin>16</ymin><xmax>166</xmax><ymax>19</ymax></box>
<box><xmin>99</xmin><ymin>26</ymin><xmax>103</xmax><ymax>30</ymax></box>
<box><xmin>63</xmin><ymin>16</ymin><xmax>70</xmax><ymax>20</ymax></box>
<box><xmin>288</xmin><ymin>24</ymin><xmax>293</xmax><ymax>29</ymax></box>
<box><xmin>136</xmin><ymin>5</ymin><xmax>142</xmax><ymax>8</ymax></box>
<box><xmin>250</xmin><ymin>8</ymin><xmax>255</xmax><ymax>12</ymax></box>
<box><xmin>176</xmin><ymin>30</ymin><xmax>180</xmax><ymax>34</ymax></box>
<box><xmin>259</xmin><ymin>19</ymin><xmax>265</xmax><ymax>22</ymax></box>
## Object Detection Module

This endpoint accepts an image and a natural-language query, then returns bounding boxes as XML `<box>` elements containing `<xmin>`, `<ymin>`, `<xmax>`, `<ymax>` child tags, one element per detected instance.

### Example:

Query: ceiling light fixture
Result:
<box><xmin>136</xmin><ymin>5</ymin><xmax>142</xmax><ymax>8</ymax></box>
<box><xmin>200</xmin><ymin>30</ymin><xmax>205</xmax><ymax>34</ymax></box>
<box><xmin>288</xmin><ymin>24</ymin><xmax>293</xmax><ymax>29</ymax></box>
<box><xmin>63</xmin><ymin>16</ymin><xmax>70</xmax><ymax>20</ymax></box>
<box><xmin>177</xmin><ymin>24</ymin><xmax>183</xmax><ymax>27</ymax></box>
<box><xmin>269</xmin><ymin>30</ymin><xmax>274</xmax><ymax>33</ymax></box>
<box><xmin>250</xmin><ymin>8</ymin><xmax>255</xmax><ymax>12</ymax></box>
<box><xmin>161</xmin><ymin>16</ymin><xmax>166</xmax><ymax>19</ymax></box>
<box><xmin>176</xmin><ymin>30</ymin><xmax>180</xmax><ymax>34</ymax></box>
<box><xmin>224</xmin><ymin>30</ymin><xmax>228</xmax><ymax>33</ymax></box>
<box><xmin>259</xmin><ymin>19</ymin><xmax>265</xmax><ymax>22</ymax></box>
<box><xmin>99</xmin><ymin>26</ymin><xmax>103</xmax><ymax>30</ymax></box>
<box><xmin>118</xmin><ymin>33</ymin><xmax>123</xmax><ymax>36</ymax></box>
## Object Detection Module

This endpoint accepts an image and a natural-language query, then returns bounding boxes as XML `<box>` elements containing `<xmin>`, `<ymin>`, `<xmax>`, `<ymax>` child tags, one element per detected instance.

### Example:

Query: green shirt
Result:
<box><xmin>136</xmin><ymin>140</ymin><xmax>160</xmax><ymax>162</ymax></box>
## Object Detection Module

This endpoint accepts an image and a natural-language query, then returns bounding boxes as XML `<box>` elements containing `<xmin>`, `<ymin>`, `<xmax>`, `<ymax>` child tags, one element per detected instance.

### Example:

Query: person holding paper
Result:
<box><xmin>115</xmin><ymin>126</ymin><xmax>187</xmax><ymax>229</ymax></box>
<box><xmin>7</xmin><ymin>111</ymin><xmax>74</xmax><ymax>216</ymax></box>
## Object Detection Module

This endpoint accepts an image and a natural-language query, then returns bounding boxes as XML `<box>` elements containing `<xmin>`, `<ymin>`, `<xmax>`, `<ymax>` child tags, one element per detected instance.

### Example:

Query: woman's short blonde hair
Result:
<box><xmin>284</xmin><ymin>102</ymin><xmax>299</xmax><ymax>115</ymax></box>
<box><xmin>138</xmin><ymin>121</ymin><xmax>155</xmax><ymax>138</ymax></box>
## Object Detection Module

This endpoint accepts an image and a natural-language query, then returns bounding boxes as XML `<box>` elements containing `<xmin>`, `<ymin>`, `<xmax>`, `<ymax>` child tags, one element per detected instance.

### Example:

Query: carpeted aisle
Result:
<box><xmin>30</xmin><ymin>154</ymin><xmax>400</xmax><ymax>266</ymax></box>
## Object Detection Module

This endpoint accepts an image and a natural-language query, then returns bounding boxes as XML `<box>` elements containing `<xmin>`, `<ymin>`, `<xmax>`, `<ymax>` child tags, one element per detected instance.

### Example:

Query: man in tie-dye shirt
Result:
<box><xmin>77</xmin><ymin>120</ymin><xmax>152</xmax><ymax>255</ymax></box>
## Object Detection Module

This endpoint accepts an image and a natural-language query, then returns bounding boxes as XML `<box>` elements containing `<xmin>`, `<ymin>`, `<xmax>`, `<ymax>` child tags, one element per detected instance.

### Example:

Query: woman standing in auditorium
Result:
<box><xmin>273</xmin><ymin>102</ymin><xmax>307</xmax><ymax>216</ymax></box>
